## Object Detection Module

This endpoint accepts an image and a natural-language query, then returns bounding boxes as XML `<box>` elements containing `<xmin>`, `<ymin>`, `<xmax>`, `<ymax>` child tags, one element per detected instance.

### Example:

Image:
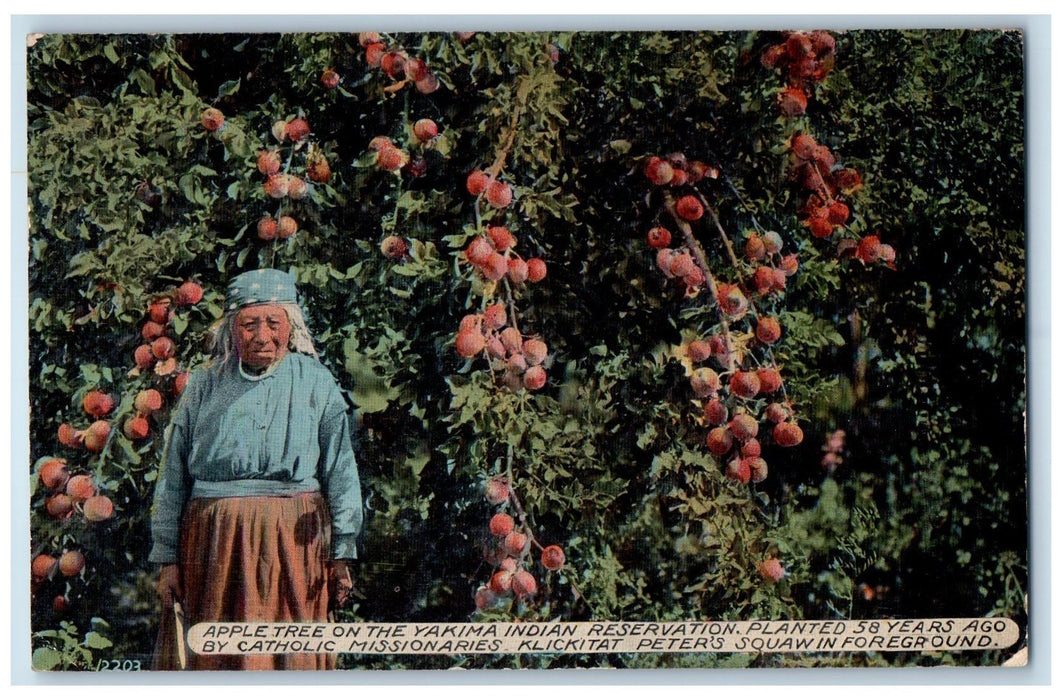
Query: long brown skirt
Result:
<box><xmin>152</xmin><ymin>492</ymin><xmax>337</xmax><ymax>671</ymax></box>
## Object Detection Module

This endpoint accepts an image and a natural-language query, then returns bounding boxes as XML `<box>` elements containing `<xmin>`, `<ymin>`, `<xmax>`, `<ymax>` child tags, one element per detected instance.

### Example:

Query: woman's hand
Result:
<box><xmin>156</xmin><ymin>564</ymin><xmax>183</xmax><ymax>609</ymax></box>
<box><xmin>330</xmin><ymin>560</ymin><xmax>354</xmax><ymax>608</ymax></box>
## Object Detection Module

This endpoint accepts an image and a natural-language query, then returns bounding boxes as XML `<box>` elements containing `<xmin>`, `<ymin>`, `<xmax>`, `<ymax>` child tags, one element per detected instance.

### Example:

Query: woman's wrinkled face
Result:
<box><xmin>235</xmin><ymin>304</ymin><xmax>291</xmax><ymax>369</ymax></box>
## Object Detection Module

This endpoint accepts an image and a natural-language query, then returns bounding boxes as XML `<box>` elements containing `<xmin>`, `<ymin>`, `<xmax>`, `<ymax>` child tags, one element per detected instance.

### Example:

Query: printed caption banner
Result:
<box><xmin>189</xmin><ymin>618</ymin><xmax>1020</xmax><ymax>655</ymax></box>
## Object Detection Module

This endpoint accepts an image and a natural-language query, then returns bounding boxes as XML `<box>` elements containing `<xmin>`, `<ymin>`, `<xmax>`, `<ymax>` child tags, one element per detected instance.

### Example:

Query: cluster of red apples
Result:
<box><xmin>31</xmin><ymin>548</ymin><xmax>88</xmax><ymax>613</ymax></box>
<box><xmin>57</xmin><ymin>282</ymin><xmax>197</xmax><ymax>460</ymax></box>
<box><xmin>131</xmin><ymin>282</ymin><xmax>199</xmax><ymax>386</ymax></box>
<box><xmin>761</xmin><ymin>30</ymin><xmax>837</xmax><ymax>117</ymax></box>
<box><xmin>474</xmin><ymin>476</ymin><xmax>567</xmax><ymax>611</ymax></box>
<box><xmin>820</xmin><ymin>429</ymin><xmax>847</xmax><ymax>474</ymax></box>
<box><xmin>366</xmin><ymin>116</ymin><xmax>441</xmax><ymax>184</ymax></box>
<box><xmin>359</xmin><ymin>31</ymin><xmax>440</xmax><ymax>95</ymax></box>
<box><xmin>761</xmin><ymin>30</ymin><xmax>897</xmax><ymax>269</ymax></box>
<box><xmin>642</xmin><ymin>153</ymin><xmax>721</xmax><ymax>296</ymax></box>
<box><xmin>455</xmin><ymin>303</ymin><xmax>550</xmax><ymax>393</ymax></box>
<box><xmin>463</xmin><ymin>225</ymin><xmax>547</xmax><ymax>287</ymax></box>
<box><xmin>256</xmin><ymin>116</ymin><xmax>334</xmax><ymax>241</ymax></box>
<box><xmin>691</xmin><ymin>336</ymin><xmax>804</xmax><ymax>485</ymax></box>
<box><xmin>789</xmin><ymin>133</ymin><xmax>893</xmax><ymax>266</ymax></box>
<box><xmin>36</xmin><ymin>456</ymin><xmax>114</xmax><ymax>525</ymax></box>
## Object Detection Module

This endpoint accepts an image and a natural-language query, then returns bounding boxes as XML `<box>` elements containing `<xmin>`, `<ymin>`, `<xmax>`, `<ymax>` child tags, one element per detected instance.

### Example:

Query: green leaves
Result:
<box><xmin>32</xmin><ymin>620</ymin><xmax>112</xmax><ymax>671</ymax></box>
<box><xmin>341</xmin><ymin>332</ymin><xmax>408</xmax><ymax>414</ymax></box>
<box><xmin>84</xmin><ymin>631</ymin><xmax>113</xmax><ymax>650</ymax></box>
<box><xmin>32</xmin><ymin>646</ymin><xmax>63</xmax><ymax>670</ymax></box>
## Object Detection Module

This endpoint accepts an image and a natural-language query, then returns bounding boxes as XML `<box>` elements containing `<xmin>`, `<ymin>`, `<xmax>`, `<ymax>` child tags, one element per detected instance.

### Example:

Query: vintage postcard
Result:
<box><xmin>24</xmin><ymin>27</ymin><xmax>1029</xmax><ymax>673</ymax></box>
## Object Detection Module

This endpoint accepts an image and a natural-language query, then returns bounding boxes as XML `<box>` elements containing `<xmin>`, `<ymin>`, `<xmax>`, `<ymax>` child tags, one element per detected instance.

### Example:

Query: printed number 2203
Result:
<box><xmin>96</xmin><ymin>659</ymin><xmax>143</xmax><ymax>671</ymax></box>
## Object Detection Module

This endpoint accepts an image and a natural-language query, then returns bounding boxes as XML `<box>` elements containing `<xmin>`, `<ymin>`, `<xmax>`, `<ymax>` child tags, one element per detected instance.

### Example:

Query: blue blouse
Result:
<box><xmin>148</xmin><ymin>353</ymin><xmax>363</xmax><ymax>564</ymax></box>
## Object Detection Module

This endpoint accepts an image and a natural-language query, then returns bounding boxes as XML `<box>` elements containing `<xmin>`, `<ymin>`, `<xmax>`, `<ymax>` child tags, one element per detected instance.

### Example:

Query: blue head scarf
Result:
<box><xmin>226</xmin><ymin>268</ymin><xmax>298</xmax><ymax>311</ymax></box>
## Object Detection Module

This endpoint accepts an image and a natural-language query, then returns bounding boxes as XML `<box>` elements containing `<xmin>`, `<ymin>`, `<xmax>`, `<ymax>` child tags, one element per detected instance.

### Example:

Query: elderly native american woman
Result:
<box><xmin>149</xmin><ymin>268</ymin><xmax>363</xmax><ymax>670</ymax></box>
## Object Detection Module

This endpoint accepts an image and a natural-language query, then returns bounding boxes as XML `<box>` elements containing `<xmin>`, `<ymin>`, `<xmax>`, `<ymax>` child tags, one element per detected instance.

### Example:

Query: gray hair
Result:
<box><xmin>210</xmin><ymin>302</ymin><xmax>318</xmax><ymax>372</ymax></box>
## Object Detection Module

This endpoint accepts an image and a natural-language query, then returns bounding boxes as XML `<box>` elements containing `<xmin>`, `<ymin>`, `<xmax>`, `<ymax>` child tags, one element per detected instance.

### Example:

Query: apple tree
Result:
<box><xmin>26</xmin><ymin>28</ymin><xmax>1026</xmax><ymax>670</ymax></box>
